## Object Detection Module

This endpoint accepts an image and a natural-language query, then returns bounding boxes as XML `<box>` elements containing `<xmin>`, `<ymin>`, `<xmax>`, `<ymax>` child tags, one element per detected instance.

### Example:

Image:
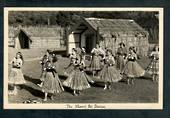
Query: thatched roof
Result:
<box><xmin>85</xmin><ymin>18</ymin><xmax>147</xmax><ymax>34</ymax></box>
<box><xmin>21</xmin><ymin>26</ymin><xmax>63</xmax><ymax>37</ymax></box>
<box><xmin>70</xmin><ymin>18</ymin><xmax>148</xmax><ymax>38</ymax></box>
<box><xmin>9</xmin><ymin>27</ymin><xmax>20</xmax><ymax>38</ymax></box>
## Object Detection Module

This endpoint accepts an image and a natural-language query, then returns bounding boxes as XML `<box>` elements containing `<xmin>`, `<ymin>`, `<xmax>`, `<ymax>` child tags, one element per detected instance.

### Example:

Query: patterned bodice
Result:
<box><xmin>104</xmin><ymin>56</ymin><xmax>115</xmax><ymax>66</ymax></box>
<box><xmin>127</xmin><ymin>53</ymin><xmax>137</xmax><ymax>61</ymax></box>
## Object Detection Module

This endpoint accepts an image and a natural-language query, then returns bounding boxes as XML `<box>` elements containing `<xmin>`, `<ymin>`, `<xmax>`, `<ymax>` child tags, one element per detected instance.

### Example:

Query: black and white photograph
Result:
<box><xmin>4</xmin><ymin>8</ymin><xmax>163</xmax><ymax>109</ymax></box>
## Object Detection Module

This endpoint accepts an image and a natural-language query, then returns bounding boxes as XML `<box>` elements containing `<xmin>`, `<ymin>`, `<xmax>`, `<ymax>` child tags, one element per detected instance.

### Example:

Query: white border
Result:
<box><xmin>3</xmin><ymin>7</ymin><xmax>164</xmax><ymax>109</ymax></box>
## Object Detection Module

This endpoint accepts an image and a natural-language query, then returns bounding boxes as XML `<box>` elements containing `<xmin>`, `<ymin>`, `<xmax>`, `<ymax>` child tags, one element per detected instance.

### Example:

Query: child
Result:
<box><xmin>40</xmin><ymin>61</ymin><xmax>64</xmax><ymax>101</ymax></box>
<box><xmin>64</xmin><ymin>48</ymin><xmax>77</xmax><ymax>76</ymax></box>
<box><xmin>146</xmin><ymin>45</ymin><xmax>159</xmax><ymax>82</ymax></box>
<box><xmin>9</xmin><ymin>52</ymin><xmax>26</xmax><ymax>95</ymax></box>
<box><xmin>122</xmin><ymin>47</ymin><xmax>145</xmax><ymax>85</ymax></box>
<box><xmin>90</xmin><ymin>44</ymin><xmax>101</xmax><ymax>77</ymax></box>
<box><xmin>99</xmin><ymin>49</ymin><xmax>122</xmax><ymax>90</ymax></box>
<box><xmin>63</xmin><ymin>54</ymin><xmax>92</xmax><ymax>96</ymax></box>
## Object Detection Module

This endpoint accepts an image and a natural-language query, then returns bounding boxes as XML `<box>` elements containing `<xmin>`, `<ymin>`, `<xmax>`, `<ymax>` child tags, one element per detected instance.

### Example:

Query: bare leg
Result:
<box><xmin>92</xmin><ymin>71</ymin><xmax>95</xmax><ymax>77</ymax></box>
<box><xmin>131</xmin><ymin>78</ymin><xmax>134</xmax><ymax>85</ymax></box>
<box><xmin>13</xmin><ymin>85</ymin><xmax>18</xmax><ymax>95</ymax></box>
<box><xmin>104</xmin><ymin>83</ymin><xmax>107</xmax><ymax>90</ymax></box>
<box><xmin>43</xmin><ymin>92</ymin><xmax>48</xmax><ymax>101</ymax></box>
<box><xmin>73</xmin><ymin>90</ymin><xmax>78</xmax><ymax>96</ymax></box>
<box><xmin>127</xmin><ymin>78</ymin><xmax>130</xmax><ymax>85</ymax></box>
<box><xmin>108</xmin><ymin>82</ymin><xmax>111</xmax><ymax>90</ymax></box>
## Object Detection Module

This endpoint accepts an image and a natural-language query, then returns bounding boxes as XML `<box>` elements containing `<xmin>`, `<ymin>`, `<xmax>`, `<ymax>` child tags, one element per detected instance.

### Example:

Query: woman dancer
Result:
<box><xmin>64</xmin><ymin>48</ymin><xmax>77</xmax><ymax>76</ymax></box>
<box><xmin>63</xmin><ymin>54</ymin><xmax>92</xmax><ymax>96</ymax></box>
<box><xmin>122</xmin><ymin>47</ymin><xmax>145</xmax><ymax>85</ymax></box>
<box><xmin>40</xmin><ymin>61</ymin><xmax>64</xmax><ymax>101</ymax></box>
<box><xmin>116</xmin><ymin>42</ymin><xmax>127</xmax><ymax>73</ymax></box>
<box><xmin>99</xmin><ymin>49</ymin><xmax>122</xmax><ymax>90</ymax></box>
<box><xmin>90</xmin><ymin>44</ymin><xmax>101</xmax><ymax>77</ymax></box>
<box><xmin>146</xmin><ymin>45</ymin><xmax>159</xmax><ymax>82</ymax></box>
<box><xmin>9</xmin><ymin>52</ymin><xmax>26</xmax><ymax>95</ymax></box>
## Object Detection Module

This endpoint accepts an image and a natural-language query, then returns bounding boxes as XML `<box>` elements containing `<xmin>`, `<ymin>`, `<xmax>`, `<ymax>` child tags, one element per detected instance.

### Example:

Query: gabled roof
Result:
<box><xmin>70</xmin><ymin>17</ymin><xmax>148</xmax><ymax>38</ymax></box>
<box><xmin>21</xmin><ymin>26</ymin><xmax>63</xmax><ymax>37</ymax></box>
<box><xmin>85</xmin><ymin>18</ymin><xmax>148</xmax><ymax>34</ymax></box>
<box><xmin>9</xmin><ymin>27</ymin><xmax>20</xmax><ymax>38</ymax></box>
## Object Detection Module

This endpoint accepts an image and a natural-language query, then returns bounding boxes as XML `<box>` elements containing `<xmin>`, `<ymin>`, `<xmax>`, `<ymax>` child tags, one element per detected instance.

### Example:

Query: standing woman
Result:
<box><xmin>116</xmin><ymin>42</ymin><xmax>127</xmax><ymax>73</ymax></box>
<box><xmin>41</xmin><ymin>61</ymin><xmax>64</xmax><ymax>101</ymax></box>
<box><xmin>63</xmin><ymin>54</ymin><xmax>91</xmax><ymax>96</ymax></box>
<box><xmin>64</xmin><ymin>48</ymin><xmax>77</xmax><ymax>76</ymax></box>
<box><xmin>99</xmin><ymin>49</ymin><xmax>122</xmax><ymax>90</ymax></box>
<box><xmin>9</xmin><ymin>52</ymin><xmax>26</xmax><ymax>95</ymax></box>
<box><xmin>122</xmin><ymin>47</ymin><xmax>145</xmax><ymax>85</ymax></box>
<box><xmin>146</xmin><ymin>45</ymin><xmax>159</xmax><ymax>82</ymax></box>
<box><xmin>90</xmin><ymin>44</ymin><xmax>101</xmax><ymax>77</ymax></box>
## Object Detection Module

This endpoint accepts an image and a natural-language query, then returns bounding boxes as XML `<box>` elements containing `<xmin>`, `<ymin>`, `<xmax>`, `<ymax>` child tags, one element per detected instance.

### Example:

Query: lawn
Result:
<box><xmin>8</xmin><ymin>55</ymin><xmax>158</xmax><ymax>103</ymax></box>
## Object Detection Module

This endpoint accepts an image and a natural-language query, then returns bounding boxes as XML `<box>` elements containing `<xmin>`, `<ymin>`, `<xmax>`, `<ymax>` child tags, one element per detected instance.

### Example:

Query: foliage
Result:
<box><xmin>8</xmin><ymin>11</ymin><xmax>159</xmax><ymax>42</ymax></box>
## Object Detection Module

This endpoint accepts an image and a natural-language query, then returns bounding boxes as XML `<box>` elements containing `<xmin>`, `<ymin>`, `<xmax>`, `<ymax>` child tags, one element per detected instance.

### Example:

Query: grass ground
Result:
<box><xmin>8</xmin><ymin>55</ymin><xmax>158</xmax><ymax>103</ymax></box>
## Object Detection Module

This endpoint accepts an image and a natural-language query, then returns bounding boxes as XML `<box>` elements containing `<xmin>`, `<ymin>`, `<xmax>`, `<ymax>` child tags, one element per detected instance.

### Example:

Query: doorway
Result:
<box><xmin>18</xmin><ymin>31</ymin><xmax>30</xmax><ymax>49</ymax></box>
<box><xmin>85</xmin><ymin>34</ymin><xmax>94</xmax><ymax>53</ymax></box>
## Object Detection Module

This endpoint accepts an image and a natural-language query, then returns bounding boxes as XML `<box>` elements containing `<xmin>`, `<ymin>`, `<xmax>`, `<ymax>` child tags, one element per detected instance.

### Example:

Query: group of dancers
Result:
<box><xmin>8</xmin><ymin>43</ymin><xmax>159</xmax><ymax>101</ymax></box>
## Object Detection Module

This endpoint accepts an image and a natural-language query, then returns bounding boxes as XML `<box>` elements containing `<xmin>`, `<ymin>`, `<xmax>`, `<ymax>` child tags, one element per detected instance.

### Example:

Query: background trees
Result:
<box><xmin>8</xmin><ymin>11</ymin><xmax>158</xmax><ymax>43</ymax></box>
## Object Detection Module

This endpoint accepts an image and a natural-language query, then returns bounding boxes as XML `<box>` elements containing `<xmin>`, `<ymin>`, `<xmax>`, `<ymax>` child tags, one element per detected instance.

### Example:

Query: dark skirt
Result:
<box><xmin>116</xmin><ymin>55</ymin><xmax>125</xmax><ymax>72</ymax></box>
<box><xmin>42</xmin><ymin>72</ymin><xmax>64</xmax><ymax>94</ymax></box>
<box><xmin>99</xmin><ymin>65</ymin><xmax>122</xmax><ymax>83</ymax></box>
<box><xmin>122</xmin><ymin>61</ymin><xmax>145</xmax><ymax>78</ymax></box>
<box><xmin>63</xmin><ymin>68</ymin><xmax>91</xmax><ymax>90</ymax></box>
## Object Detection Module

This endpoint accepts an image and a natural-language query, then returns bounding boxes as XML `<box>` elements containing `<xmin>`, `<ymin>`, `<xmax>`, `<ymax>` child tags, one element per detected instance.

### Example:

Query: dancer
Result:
<box><xmin>122</xmin><ymin>47</ymin><xmax>145</xmax><ymax>85</ymax></box>
<box><xmin>146</xmin><ymin>45</ymin><xmax>159</xmax><ymax>82</ymax></box>
<box><xmin>116</xmin><ymin>42</ymin><xmax>127</xmax><ymax>72</ymax></box>
<box><xmin>64</xmin><ymin>48</ymin><xmax>77</xmax><ymax>76</ymax></box>
<box><xmin>90</xmin><ymin>44</ymin><xmax>101</xmax><ymax>77</ymax></box>
<box><xmin>9</xmin><ymin>52</ymin><xmax>26</xmax><ymax>95</ymax></box>
<box><xmin>63</xmin><ymin>54</ymin><xmax>92</xmax><ymax>96</ymax></box>
<box><xmin>99</xmin><ymin>49</ymin><xmax>122</xmax><ymax>90</ymax></box>
<box><xmin>40</xmin><ymin>60</ymin><xmax>64</xmax><ymax>101</ymax></box>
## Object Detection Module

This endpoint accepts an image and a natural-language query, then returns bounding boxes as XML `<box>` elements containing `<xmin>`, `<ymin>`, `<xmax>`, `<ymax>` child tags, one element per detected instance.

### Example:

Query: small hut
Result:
<box><xmin>67</xmin><ymin>18</ymin><xmax>149</xmax><ymax>56</ymax></box>
<box><xmin>10</xmin><ymin>26</ymin><xmax>64</xmax><ymax>49</ymax></box>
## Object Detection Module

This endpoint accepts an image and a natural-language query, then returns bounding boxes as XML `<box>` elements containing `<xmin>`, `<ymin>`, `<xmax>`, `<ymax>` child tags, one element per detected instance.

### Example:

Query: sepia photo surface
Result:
<box><xmin>4</xmin><ymin>7</ymin><xmax>163</xmax><ymax>109</ymax></box>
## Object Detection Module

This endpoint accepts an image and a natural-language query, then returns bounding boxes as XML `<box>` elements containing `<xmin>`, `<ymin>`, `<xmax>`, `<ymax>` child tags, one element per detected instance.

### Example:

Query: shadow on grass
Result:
<box><xmin>24</xmin><ymin>75</ymin><xmax>41</xmax><ymax>85</ymax></box>
<box><xmin>22</xmin><ymin>84</ymin><xmax>44</xmax><ymax>98</ymax></box>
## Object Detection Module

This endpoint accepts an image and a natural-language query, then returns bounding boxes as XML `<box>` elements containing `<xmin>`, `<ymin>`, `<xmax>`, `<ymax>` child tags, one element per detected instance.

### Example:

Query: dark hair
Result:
<box><xmin>129</xmin><ymin>47</ymin><xmax>136</xmax><ymax>53</ymax></box>
<box><xmin>119</xmin><ymin>42</ymin><xmax>125</xmax><ymax>47</ymax></box>
<box><xmin>154</xmin><ymin>45</ymin><xmax>159</xmax><ymax>51</ymax></box>
<box><xmin>16</xmin><ymin>52</ymin><xmax>24</xmax><ymax>63</ymax></box>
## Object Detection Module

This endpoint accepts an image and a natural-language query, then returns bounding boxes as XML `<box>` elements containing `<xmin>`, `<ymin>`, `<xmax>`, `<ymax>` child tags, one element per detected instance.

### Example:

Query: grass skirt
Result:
<box><xmin>146</xmin><ymin>59</ymin><xmax>159</xmax><ymax>75</ymax></box>
<box><xmin>42</xmin><ymin>72</ymin><xmax>64</xmax><ymax>94</ymax></box>
<box><xmin>63</xmin><ymin>68</ymin><xmax>91</xmax><ymax>90</ymax></box>
<box><xmin>64</xmin><ymin>63</ymin><xmax>75</xmax><ymax>75</ymax></box>
<box><xmin>9</xmin><ymin>68</ymin><xmax>26</xmax><ymax>85</ymax></box>
<box><xmin>99</xmin><ymin>65</ymin><xmax>122</xmax><ymax>83</ymax></box>
<box><xmin>90</xmin><ymin>55</ymin><xmax>101</xmax><ymax>71</ymax></box>
<box><xmin>123</xmin><ymin>61</ymin><xmax>145</xmax><ymax>78</ymax></box>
